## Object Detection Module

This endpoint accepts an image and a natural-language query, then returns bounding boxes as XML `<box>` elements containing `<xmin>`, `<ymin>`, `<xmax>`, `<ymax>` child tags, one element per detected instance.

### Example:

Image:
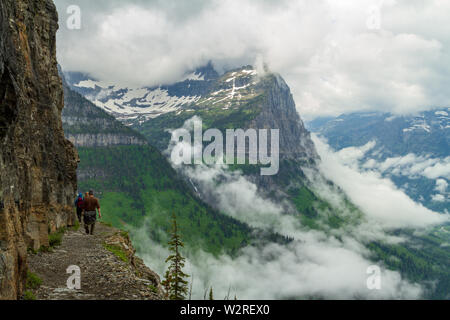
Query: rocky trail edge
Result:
<box><xmin>27</xmin><ymin>222</ymin><xmax>165</xmax><ymax>300</ymax></box>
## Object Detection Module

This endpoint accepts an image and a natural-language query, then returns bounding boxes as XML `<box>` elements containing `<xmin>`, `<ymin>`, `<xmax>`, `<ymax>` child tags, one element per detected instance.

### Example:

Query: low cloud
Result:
<box><xmin>184</xmin><ymin>165</ymin><xmax>297</xmax><ymax>233</ymax></box>
<box><xmin>431</xmin><ymin>194</ymin><xmax>446</xmax><ymax>203</ymax></box>
<box><xmin>435</xmin><ymin>179</ymin><xmax>448</xmax><ymax>194</ymax></box>
<box><xmin>364</xmin><ymin>154</ymin><xmax>450</xmax><ymax>180</ymax></box>
<box><xmin>132</xmin><ymin>219</ymin><xmax>423</xmax><ymax>300</ymax></box>
<box><xmin>348</xmin><ymin>142</ymin><xmax>450</xmax><ymax>208</ymax></box>
<box><xmin>129</xmin><ymin>118</ymin><xmax>431</xmax><ymax>299</ymax></box>
<box><xmin>165</xmin><ymin>117</ymin><xmax>297</xmax><ymax>233</ymax></box>
<box><xmin>312</xmin><ymin>135</ymin><xmax>448</xmax><ymax>229</ymax></box>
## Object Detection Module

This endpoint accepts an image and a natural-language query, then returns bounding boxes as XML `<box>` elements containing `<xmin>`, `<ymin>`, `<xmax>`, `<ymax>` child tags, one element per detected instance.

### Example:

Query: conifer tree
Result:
<box><xmin>162</xmin><ymin>213</ymin><xmax>189</xmax><ymax>300</ymax></box>
<box><xmin>162</xmin><ymin>270</ymin><xmax>171</xmax><ymax>300</ymax></box>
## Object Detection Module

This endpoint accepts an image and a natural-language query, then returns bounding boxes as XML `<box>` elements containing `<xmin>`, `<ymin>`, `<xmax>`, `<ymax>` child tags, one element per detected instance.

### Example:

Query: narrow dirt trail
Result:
<box><xmin>27</xmin><ymin>223</ymin><xmax>164</xmax><ymax>300</ymax></box>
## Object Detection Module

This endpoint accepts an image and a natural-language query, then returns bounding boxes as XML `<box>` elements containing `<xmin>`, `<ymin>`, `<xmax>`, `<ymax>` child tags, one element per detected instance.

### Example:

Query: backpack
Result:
<box><xmin>76</xmin><ymin>197</ymin><xmax>84</xmax><ymax>209</ymax></box>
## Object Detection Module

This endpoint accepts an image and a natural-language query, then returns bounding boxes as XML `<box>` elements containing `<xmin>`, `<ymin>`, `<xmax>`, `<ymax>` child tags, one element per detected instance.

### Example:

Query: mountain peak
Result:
<box><xmin>192</xmin><ymin>61</ymin><xmax>219</xmax><ymax>81</ymax></box>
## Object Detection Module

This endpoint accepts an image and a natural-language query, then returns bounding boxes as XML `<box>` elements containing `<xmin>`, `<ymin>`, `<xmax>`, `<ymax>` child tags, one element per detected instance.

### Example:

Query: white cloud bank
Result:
<box><xmin>312</xmin><ymin>135</ymin><xmax>448</xmax><ymax>228</ymax></box>
<box><xmin>55</xmin><ymin>0</ymin><xmax>450</xmax><ymax>118</ymax></box>
<box><xmin>134</xmin><ymin>227</ymin><xmax>423</xmax><ymax>300</ymax></box>
<box><xmin>128</xmin><ymin>118</ymin><xmax>444</xmax><ymax>300</ymax></box>
<box><xmin>364</xmin><ymin>154</ymin><xmax>450</xmax><ymax>180</ymax></box>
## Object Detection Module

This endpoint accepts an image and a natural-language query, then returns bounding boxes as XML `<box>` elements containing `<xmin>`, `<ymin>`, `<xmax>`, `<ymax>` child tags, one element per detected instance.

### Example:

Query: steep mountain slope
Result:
<box><xmin>65</xmin><ymin>64</ymin><xmax>450</xmax><ymax>299</ymax></box>
<box><xmin>307</xmin><ymin>110</ymin><xmax>449</xmax><ymax>212</ymax></box>
<box><xmin>137</xmin><ymin>67</ymin><xmax>318</xmax><ymax>159</ymax></box>
<box><xmin>65</xmin><ymin>64</ymin><xmax>319</xmax><ymax>163</ymax></box>
<box><xmin>65</xmin><ymin>65</ymin><xmax>364</xmax><ymax>231</ymax></box>
<box><xmin>61</xmin><ymin>73</ymin><xmax>278</xmax><ymax>256</ymax></box>
<box><xmin>64</xmin><ymin>62</ymin><xmax>220</xmax><ymax>124</ymax></box>
<box><xmin>131</xmin><ymin>66</ymin><xmax>356</xmax><ymax>230</ymax></box>
<box><xmin>0</xmin><ymin>0</ymin><xmax>77</xmax><ymax>299</ymax></box>
<box><xmin>306</xmin><ymin>111</ymin><xmax>450</xmax><ymax>298</ymax></box>
<box><xmin>62</xmin><ymin>75</ymin><xmax>148</xmax><ymax>148</ymax></box>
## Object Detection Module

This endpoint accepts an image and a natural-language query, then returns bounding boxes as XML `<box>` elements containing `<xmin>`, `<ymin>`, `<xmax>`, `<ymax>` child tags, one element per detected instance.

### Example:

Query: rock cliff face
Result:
<box><xmin>243</xmin><ymin>73</ymin><xmax>319</xmax><ymax>191</ymax></box>
<box><xmin>61</xmin><ymin>72</ymin><xmax>148</xmax><ymax>148</ymax></box>
<box><xmin>0</xmin><ymin>0</ymin><xmax>78</xmax><ymax>299</ymax></box>
<box><xmin>65</xmin><ymin>133</ymin><xmax>146</xmax><ymax>148</ymax></box>
<box><xmin>249</xmin><ymin>73</ymin><xmax>318</xmax><ymax>161</ymax></box>
<box><xmin>114</xmin><ymin>66</ymin><xmax>321</xmax><ymax>202</ymax></box>
<box><xmin>65</xmin><ymin>63</ymin><xmax>319</xmax><ymax>163</ymax></box>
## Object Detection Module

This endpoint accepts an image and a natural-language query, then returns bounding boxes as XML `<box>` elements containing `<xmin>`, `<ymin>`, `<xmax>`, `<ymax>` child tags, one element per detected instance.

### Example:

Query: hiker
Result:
<box><xmin>83</xmin><ymin>190</ymin><xmax>102</xmax><ymax>235</ymax></box>
<box><xmin>74</xmin><ymin>193</ymin><xmax>84</xmax><ymax>223</ymax></box>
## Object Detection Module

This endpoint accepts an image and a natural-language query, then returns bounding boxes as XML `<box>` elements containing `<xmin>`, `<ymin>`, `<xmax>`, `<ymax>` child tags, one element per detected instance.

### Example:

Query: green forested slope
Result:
<box><xmin>77</xmin><ymin>145</ymin><xmax>253</xmax><ymax>255</ymax></box>
<box><xmin>63</xmin><ymin>67</ymin><xmax>449</xmax><ymax>299</ymax></box>
<box><xmin>368</xmin><ymin>225</ymin><xmax>450</xmax><ymax>299</ymax></box>
<box><xmin>60</xmin><ymin>72</ymin><xmax>255</xmax><ymax>256</ymax></box>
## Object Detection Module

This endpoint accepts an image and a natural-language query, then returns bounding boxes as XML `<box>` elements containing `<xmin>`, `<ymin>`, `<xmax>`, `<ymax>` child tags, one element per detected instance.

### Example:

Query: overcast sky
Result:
<box><xmin>55</xmin><ymin>0</ymin><xmax>450</xmax><ymax>119</ymax></box>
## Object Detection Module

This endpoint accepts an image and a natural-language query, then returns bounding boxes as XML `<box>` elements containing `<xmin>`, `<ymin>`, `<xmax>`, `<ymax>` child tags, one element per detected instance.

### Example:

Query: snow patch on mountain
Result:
<box><xmin>69</xmin><ymin>80</ymin><xmax>202</xmax><ymax>123</ymax></box>
<box><xmin>181</xmin><ymin>71</ymin><xmax>205</xmax><ymax>81</ymax></box>
<box><xmin>93</xmin><ymin>87</ymin><xmax>201</xmax><ymax>121</ymax></box>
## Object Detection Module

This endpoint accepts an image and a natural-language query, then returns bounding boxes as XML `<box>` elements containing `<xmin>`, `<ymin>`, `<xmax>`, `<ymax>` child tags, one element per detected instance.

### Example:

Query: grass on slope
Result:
<box><xmin>367</xmin><ymin>225</ymin><xmax>450</xmax><ymax>299</ymax></box>
<box><xmin>77</xmin><ymin>145</ymin><xmax>252</xmax><ymax>256</ymax></box>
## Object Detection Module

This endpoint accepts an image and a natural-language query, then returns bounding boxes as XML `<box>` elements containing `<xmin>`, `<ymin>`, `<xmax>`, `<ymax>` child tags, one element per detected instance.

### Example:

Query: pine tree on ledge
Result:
<box><xmin>162</xmin><ymin>213</ymin><xmax>189</xmax><ymax>300</ymax></box>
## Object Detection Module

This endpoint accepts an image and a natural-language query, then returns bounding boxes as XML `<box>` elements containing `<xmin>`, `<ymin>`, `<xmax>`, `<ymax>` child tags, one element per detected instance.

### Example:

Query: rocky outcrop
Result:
<box><xmin>0</xmin><ymin>0</ymin><xmax>78</xmax><ymax>299</ymax></box>
<box><xmin>242</xmin><ymin>73</ymin><xmax>320</xmax><ymax>193</ymax></box>
<box><xmin>65</xmin><ymin>133</ymin><xmax>147</xmax><ymax>148</ymax></box>
<box><xmin>250</xmin><ymin>73</ymin><xmax>319</xmax><ymax>161</ymax></box>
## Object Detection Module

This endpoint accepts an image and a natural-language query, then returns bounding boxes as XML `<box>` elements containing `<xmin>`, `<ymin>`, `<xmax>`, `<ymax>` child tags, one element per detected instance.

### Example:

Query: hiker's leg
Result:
<box><xmin>84</xmin><ymin>222</ymin><xmax>90</xmax><ymax>234</ymax></box>
<box><xmin>90</xmin><ymin>222</ymin><xmax>95</xmax><ymax>235</ymax></box>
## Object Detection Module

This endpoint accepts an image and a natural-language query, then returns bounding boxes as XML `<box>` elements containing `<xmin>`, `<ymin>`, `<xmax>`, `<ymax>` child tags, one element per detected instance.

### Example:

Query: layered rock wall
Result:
<box><xmin>61</xmin><ymin>74</ymin><xmax>148</xmax><ymax>148</ymax></box>
<box><xmin>250</xmin><ymin>74</ymin><xmax>319</xmax><ymax>161</ymax></box>
<box><xmin>0</xmin><ymin>0</ymin><xmax>78</xmax><ymax>299</ymax></box>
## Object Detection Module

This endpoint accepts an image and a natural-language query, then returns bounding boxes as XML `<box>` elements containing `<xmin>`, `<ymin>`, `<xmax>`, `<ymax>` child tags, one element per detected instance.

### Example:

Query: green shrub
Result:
<box><xmin>148</xmin><ymin>285</ymin><xmax>158</xmax><ymax>293</ymax></box>
<box><xmin>26</xmin><ymin>271</ymin><xmax>42</xmax><ymax>290</ymax></box>
<box><xmin>38</xmin><ymin>245</ymin><xmax>53</xmax><ymax>253</ymax></box>
<box><xmin>23</xmin><ymin>290</ymin><xmax>36</xmax><ymax>300</ymax></box>
<box><xmin>48</xmin><ymin>228</ymin><xmax>66</xmax><ymax>248</ymax></box>
<box><xmin>103</xmin><ymin>243</ymin><xmax>128</xmax><ymax>263</ymax></box>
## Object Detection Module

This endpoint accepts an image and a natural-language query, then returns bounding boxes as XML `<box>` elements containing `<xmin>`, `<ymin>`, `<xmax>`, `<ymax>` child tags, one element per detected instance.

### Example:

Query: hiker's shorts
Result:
<box><xmin>84</xmin><ymin>211</ymin><xmax>97</xmax><ymax>225</ymax></box>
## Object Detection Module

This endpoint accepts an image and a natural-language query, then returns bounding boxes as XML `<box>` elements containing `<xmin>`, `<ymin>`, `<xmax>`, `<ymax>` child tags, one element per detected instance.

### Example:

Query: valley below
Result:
<box><xmin>1</xmin><ymin>0</ymin><xmax>448</xmax><ymax>301</ymax></box>
<box><xmin>62</xmin><ymin>64</ymin><xmax>450</xmax><ymax>300</ymax></box>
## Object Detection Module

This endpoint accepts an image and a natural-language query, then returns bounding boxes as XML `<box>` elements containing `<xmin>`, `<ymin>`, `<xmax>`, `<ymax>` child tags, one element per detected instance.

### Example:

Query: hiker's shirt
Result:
<box><xmin>84</xmin><ymin>197</ymin><xmax>100</xmax><ymax>212</ymax></box>
<box><xmin>83</xmin><ymin>197</ymin><xmax>100</xmax><ymax>224</ymax></box>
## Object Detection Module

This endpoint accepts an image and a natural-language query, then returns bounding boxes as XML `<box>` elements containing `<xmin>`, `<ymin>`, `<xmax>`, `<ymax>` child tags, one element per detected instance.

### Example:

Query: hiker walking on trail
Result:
<box><xmin>83</xmin><ymin>190</ymin><xmax>102</xmax><ymax>235</ymax></box>
<box><xmin>74</xmin><ymin>193</ymin><xmax>84</xmax><ymax>223</ymax></box>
